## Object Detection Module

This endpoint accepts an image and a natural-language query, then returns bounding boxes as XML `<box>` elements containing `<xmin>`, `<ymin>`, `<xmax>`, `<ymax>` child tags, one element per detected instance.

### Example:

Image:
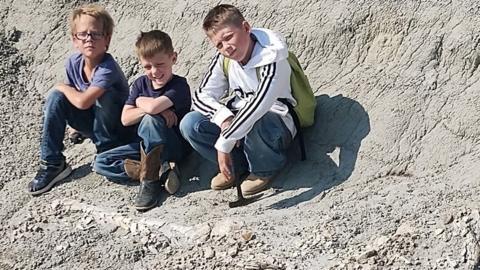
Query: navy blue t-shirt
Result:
<box><xmin>126</xmin><ymin>75</ymin><xmax>191</xmax><ymax>120</ymax></box>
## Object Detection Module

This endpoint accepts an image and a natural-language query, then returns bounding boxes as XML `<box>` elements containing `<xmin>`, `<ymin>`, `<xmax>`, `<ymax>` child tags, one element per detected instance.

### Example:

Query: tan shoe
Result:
<box><xmin>124</xmin><ymin>159</ymin><xmax>140</xmax><ymax>180</ymax></box>
<box><xmin>164</xmin><ymin>163</ymin><xmax>180</xmax><ymax>195</ymax></box>
<box><xmin>241</xmin><ymin>174</ymin><xmax>271</xmax><ymax>195</ymax></box>
<box><xmin>211</xmin><ymin>173</ymin><xmax>234</xmax><ymax>190</ymax></box>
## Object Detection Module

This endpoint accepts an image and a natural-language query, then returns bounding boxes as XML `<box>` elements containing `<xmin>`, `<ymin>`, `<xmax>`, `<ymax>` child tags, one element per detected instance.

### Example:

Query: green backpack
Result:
<box><xmin>223</xmin><ymin>52</ymin><xmax>316</xmax><ymax>160</ymax></box>
<box><xmin>222</xmin><ymin>51</ymin><xmax>316</xmax><ymax>128</ymax></box>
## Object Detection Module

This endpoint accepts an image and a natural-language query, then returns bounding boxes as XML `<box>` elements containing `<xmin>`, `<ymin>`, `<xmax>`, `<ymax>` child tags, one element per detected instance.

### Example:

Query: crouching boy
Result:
<box><xmin>94</xmin><ymin>30</ymin><xmax>191</xmax><ymax>211</ymax></box>
<box><xmin>180</xmin><ymin>4</ymin><xmax>295</xmax><ymax>196</ymax></box>
<box><xmin>28</xmin><ymin>4</ymin><xmax>134</xmax><ymax>195</ymax></box>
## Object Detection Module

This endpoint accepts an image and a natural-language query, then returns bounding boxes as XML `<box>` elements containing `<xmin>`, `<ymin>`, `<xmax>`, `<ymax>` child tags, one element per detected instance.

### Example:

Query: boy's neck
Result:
<box><xmin>83</xmin><ymin>53</ymin><xmax>105</xmax><ymax>70</ymax></box>
<box><xmin>152</xmin><ymin>73</ymin><xmax>174</xmax><ymax>90</ymax></box>
<box><xmin>240</xmin><ymin>34</ymin><xmax>256</xmax><ymax>66</ymax></box>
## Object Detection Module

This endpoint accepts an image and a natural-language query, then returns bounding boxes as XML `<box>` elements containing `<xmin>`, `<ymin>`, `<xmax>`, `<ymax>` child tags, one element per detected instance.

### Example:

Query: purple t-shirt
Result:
<box><xmin>126</xmin><ymin>75</ymin><xmax>191</xmax><ymax>120</ymax></box>
<box><xmin>64</xmin><ymin>53</ymin><xmax>129</xmax><ymax>100</ymax></box>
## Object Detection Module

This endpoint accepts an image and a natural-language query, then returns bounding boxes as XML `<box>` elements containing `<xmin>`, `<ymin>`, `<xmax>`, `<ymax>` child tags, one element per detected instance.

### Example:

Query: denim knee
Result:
<box><xmin>44</xmin><ymin>89</ymin><xmax>67</xmax><ymax>112</ymax></box>
<box><xmin>92</xmin><ymin>152</ymin><xmax>108</xmax><ymax>173</ymax></box>
<box><xmin>179</xmin><ymin>111</ymin><xmax>203</xmax><ymax>141</ymax></box>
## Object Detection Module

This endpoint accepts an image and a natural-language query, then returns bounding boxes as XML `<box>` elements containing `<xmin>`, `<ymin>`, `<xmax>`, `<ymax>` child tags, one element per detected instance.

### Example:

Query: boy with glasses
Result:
<box><xmin>28</xmin><ymin>4</ymin><xmax>134</xmax><ymax>195</ymax></box>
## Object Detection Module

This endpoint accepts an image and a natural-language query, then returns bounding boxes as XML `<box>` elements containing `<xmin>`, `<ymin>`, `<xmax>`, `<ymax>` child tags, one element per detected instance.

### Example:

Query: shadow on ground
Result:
<box><xmin>168</xmin><ymin>94</ymin><xmax>370</xmax><ymax>205</ymax></box>
<box><xmin>267</xmin><ymin>94</ymin><xmax>370</xmax><ymax>209</ymax></box>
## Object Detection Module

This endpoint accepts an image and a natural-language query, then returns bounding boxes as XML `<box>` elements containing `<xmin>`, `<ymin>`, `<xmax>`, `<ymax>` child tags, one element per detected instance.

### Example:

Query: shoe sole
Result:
<box><xmin>28</xmin><ymin>165</ymin><xmax>73</xmax><ymax>196</ymax></box>
<box><xmin>135</xmin><ymin>200</ymin><xmax>158</xmax><ymax>211</ymax></box>
<box><xmin>164</xmin><ymin>169</ymin><xmax>180</xmax><ymax>195</ymax></box>
<box><xmin>241</xmin><ymin>181</ymin><xmax>269</xmax><ymax>196</ymax></box>
<box><xmin>211</xmin><ymin>182</ymin><xmax>234</xmax><ymax>190</ymax></box>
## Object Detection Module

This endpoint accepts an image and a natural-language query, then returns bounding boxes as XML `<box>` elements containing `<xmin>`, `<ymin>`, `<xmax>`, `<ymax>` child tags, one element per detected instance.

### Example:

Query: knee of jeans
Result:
<box><xmin>138</xmin><ymin>114</ymin><xmax>166</xmax><ymax>130</ymax></box>
<box><xmin>92</xmin><ymin>154</ymin><xmax>108</xmax><ymax>173</ymax></box>
<box><xmin>179</xmin><ymin>112</ymin><xmax>200</xmax><ymax>139</ymax></box>
<box><xmin>44</xmin><ymin>89</ymin><xmax>67</xmax><ymax>108</ymax></box>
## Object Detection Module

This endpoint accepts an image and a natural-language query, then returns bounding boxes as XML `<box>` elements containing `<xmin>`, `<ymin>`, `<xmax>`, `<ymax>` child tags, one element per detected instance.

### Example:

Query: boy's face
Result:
<box><xmin>207</xmin><ymin>21</ymin><xmax>252</xmax><ymax>64</ymax></box>
<box><xmin>72</xmin><ymin>14</ymin><xmax>110</xmax><ymax>61</ymax></box>
<box><xmin>140</xmin><ymin>52</ymin><xmax>177</xmax><ymax>89</ymax></box>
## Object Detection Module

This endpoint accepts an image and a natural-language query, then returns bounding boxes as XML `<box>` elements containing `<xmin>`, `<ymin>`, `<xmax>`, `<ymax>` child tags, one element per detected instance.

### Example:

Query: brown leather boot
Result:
<box><xmin>134</xmin><ymin>144</ymin><xmax>163</xmax><ymax>211</ymax></box>
<box><xmin>124</xmin><ymin>159</ymin><xmax>140</xmax><ymax>180</ymax></box>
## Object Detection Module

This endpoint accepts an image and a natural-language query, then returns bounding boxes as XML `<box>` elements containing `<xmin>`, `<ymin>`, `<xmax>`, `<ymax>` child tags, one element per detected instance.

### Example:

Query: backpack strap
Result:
<box><xmin>278</xmin><ymin>98</ymin><xmax>306</xmax><ymax>161</ymax></box>
<box><xmin>223</xmin><ymin>56</ymin><xmax>230</xmax><ymax>77</ymax></box>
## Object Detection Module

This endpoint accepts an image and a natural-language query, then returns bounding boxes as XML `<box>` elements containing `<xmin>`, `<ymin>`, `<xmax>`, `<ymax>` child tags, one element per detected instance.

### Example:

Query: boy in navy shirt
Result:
<box><xmin>28</xmin><ymin>4</ymin><xmax>134</xmax><ymax>195</ymax></box>
<box><xmin>94</xmin><ymin>30</ymin><xmax>191</xmax><ymax>211</ymax></box>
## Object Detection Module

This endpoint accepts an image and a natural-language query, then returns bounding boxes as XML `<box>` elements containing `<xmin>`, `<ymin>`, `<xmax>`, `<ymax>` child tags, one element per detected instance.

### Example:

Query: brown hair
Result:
<box><xmin>135</xmin><ymin>30</ymin><xmax>174</xmax><ymax>59</ymax></box>
<box><xmin>202</xmin><ymin>4</ymin><xmax>246</xmax><ymax>33</ymax></box>
<box><xmin>69</xmin><ymin>4</ymin><xmax>114</xmax><ymax>37</ymax></box>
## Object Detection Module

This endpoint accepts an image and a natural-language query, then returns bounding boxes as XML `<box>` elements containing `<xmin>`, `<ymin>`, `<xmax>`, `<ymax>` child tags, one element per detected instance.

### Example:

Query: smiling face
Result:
<box><xmin>207</xmin><ymin>21</ymin><xmax>254</xmax><ymax>64</ymax></box>
<box><xmin>140</xmin><ymin>52</ymin><xmax>177</xmax><ymax>89</ymax></box>
<box><xmin>72</xmin><ymin>14</ymin><xmax>110</xmax><ymax>61</ymax></box>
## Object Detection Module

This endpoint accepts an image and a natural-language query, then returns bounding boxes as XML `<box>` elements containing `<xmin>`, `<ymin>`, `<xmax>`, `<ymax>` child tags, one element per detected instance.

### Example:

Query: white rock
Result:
<box><xmin>227</xmin><ymin>246</ymin><xmax>238</xmax><ymax>257</ymax></box>
<box><xmin>130</xmin><ymin>222</ymin><xmax>138</xmax><ymax>235</ymax></box>
<box><xmin>51</xmin><ymin>200</ymin><xmax>61</xmax><ymax>210</ymax></box>
<box><xmin>204</xmin><ymin>246</ymin><xmax>215</xmax><ymax>259</ymax></box>
<box><xmin>211</xmin><ymin>219</ymin><xmax>242</xmax><ymax>237</ymax></box>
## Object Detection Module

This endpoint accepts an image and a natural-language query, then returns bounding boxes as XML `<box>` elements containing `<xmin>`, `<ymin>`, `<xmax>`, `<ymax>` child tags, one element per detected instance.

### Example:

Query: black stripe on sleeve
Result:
<box><xmin>222</xmin><ymin>62</ymin><xmax>276</xmax><ymax>139</ymax></box>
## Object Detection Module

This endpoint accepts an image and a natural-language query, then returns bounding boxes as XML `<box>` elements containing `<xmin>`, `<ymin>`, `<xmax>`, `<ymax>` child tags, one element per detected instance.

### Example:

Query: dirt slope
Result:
<box><xmin>0</xmin><ymin>0</ymin><xmax>479</xmax><ymax>269</ymax></box>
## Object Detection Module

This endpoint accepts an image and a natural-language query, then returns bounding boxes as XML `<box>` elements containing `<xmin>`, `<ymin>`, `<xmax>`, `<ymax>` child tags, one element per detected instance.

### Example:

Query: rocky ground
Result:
<box><xmin>0</xmin><ymin>0</ymin><xmax>479</xmax><ymax>269</ymax></box>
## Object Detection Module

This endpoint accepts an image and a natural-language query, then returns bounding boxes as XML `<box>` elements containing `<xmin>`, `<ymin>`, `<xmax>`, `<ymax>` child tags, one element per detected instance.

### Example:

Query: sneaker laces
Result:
<box><xmin>33</xmin><ymin>166</ymin><xmax>48</xmax><ymax>181</ymax></box>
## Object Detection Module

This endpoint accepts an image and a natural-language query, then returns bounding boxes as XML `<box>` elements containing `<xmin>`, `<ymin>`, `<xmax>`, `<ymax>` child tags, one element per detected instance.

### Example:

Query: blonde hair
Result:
<box><xmin>202</xmin><ymin>4</ymin><xmax>246</xmax><ymax>33</ymax></box>
<box><xmin>69</xmin><ymin>4</ymin><xmax>114</xmax><ymax>37</ymax></box>
<box><xmin>135</xmin><ymin>30</ymin><xmax>174</xmax><ymax>59</ymax></box>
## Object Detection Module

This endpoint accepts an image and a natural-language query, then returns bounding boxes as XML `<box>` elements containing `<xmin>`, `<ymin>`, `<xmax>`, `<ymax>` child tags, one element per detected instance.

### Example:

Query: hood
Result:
<box><xmin>246</xmin><ymin>28</ymin><xmax>289</xmax><ymax>68</ymax></box>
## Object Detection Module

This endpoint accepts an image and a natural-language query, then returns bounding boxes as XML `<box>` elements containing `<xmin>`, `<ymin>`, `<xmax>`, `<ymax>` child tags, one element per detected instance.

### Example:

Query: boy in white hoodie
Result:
<box><xmin>180</xmin><ymin>4</ymin><xmax>296</xmax><ymax>195</ymax></box>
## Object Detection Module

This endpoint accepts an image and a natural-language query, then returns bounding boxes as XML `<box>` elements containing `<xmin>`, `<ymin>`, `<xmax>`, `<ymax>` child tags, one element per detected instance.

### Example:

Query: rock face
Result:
<box><xmin>0</xmin><ymin>0</ymin><xmax>479</xmax><ymax>269</ymax></box>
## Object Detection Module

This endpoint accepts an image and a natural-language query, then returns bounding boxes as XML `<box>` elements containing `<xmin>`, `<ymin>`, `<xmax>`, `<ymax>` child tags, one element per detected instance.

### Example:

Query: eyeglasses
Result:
<box><xmin>74</xmin><ymin>31</ymin><xmax>104</xmax><ymax>41</ymax></box>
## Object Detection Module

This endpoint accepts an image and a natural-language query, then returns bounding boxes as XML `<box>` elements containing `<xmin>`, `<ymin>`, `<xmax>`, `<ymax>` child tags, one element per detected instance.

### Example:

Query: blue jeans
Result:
<box><xmin>179</xmin><ymin>111</ymin><xmax>292</xmax><ymax>178</ymax></box>
<box><xmin>40</xmin><ymin>89</ymin><xmax>134</xmax><ymax>164</ymax></box>
<box><xmin>93</xmin><ymin>114</ymin><xmax>190</xmax><ymax>182</ymax></box>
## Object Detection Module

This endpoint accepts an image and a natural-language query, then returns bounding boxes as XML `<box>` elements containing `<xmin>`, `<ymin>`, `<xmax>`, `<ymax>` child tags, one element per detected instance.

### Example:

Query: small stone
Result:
<box><xmin>130</xmin><ymin>222</ymin><xmax>138</xmax><ymax>235</ymax></box>
<box><xmin>443</xmin><ymin>215</ymin><xmax>454</xmax><ymax>225</ymax></box>
<box><xmin>241</xmin><ymin>230</ymin><xmax>254</xmax><ymax>242</ymax></box>
<box><xmin>84</xmin><ymin>216</ymin><xmax>93</xmax><ymax>225</ymax></box>
<box><xmin>373</xmin><ymin>236</ymin><xmax>389</xmax><ymax>248</ymax></box>
<box><xmin>266</xmin><ymin>256</ymin><xmax>276</xmax><ymax>265</ymax></box>
<box><xmin>51</xmin><ymin>200</ymin><xmax>61</xmax><ymax>210</ymax></box>
<box><xmin>446</xmin><ymin>256</ymin><xmax>458</xmax><ymax>268</ymax></box>
<box><xmin>147</xmin><ymin>245</ymin><xmax>158</xmax><ymax>254</ymax></box>
<box><xmin>244</xmin><ymin>262</ymin><xmax>260</xmax><ymax>270</ymax></box>
<box><xmin>434</xmin><ymin>228</ymin><xmax>444</xmax><ymax>236</ymax></box>
<box><xmin>227</xmin><ymin>246</ymin><xmax>238</xmax><ymax>257</ymax></box>
<box><xmin>358</xmin><ymin>249</ymin><xmax>377</xmax><ymax>260</ymax></box>
<box><xmin>140</xmin><ymin>236</ymin><xmax>149</xmax><ymax>245</ymax></box>
<box><xmin>462</xmin><ymin>216</ymin><xmax>472</xmax><ymax>224</ymax></box>
<box><xmin>204</xmin><ymin>247</ymin><xmax>215</xmax><ymax>259</ymax></box>
<box><xmin>395</xmin><ymin>222</ymin><xmax>415</xmax><ymax>235</ymax></box>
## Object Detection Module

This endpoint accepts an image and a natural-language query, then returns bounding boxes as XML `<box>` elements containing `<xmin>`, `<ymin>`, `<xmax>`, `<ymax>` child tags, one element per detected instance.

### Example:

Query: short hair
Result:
<box><xmin>135</xmin><ymin>30</ymin><xmax>174</xmax><ymax>59</ymax></box>
<box><xmin>69</xmin><ymin>4</ymin><xmax>114</xmax><ymax>37</ymax></box>
<box><xmin>202</xmin><ymin>4</ymin><xmax>246</xmax><ymax>33</ymax></box>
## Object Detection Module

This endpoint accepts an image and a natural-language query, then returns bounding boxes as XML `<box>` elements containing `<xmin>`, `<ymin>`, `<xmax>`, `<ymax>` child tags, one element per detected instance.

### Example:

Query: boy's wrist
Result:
<box><xmin>212</xmin><ymin>107</ymin><xmax>234</xmax><ymax>128</ymax></box>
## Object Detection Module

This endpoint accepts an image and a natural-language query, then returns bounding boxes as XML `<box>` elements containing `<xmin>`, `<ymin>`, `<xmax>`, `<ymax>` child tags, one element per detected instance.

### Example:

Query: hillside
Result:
<box><xmin>0</xmin><ymin>0</ymin><xmax>479</xmax><ymax>269</ymax></box>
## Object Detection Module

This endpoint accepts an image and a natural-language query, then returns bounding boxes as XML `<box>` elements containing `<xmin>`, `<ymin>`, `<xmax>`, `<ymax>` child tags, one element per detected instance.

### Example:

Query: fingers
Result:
<box><xmin>161</xmin><ymin>110</ymin><xmax>178</xmax><ymax>128</ymax></box>
<box><xmin>218</xmin><ymin>151</ymin><xmax>233</xmax><ymax>180</ymax></box>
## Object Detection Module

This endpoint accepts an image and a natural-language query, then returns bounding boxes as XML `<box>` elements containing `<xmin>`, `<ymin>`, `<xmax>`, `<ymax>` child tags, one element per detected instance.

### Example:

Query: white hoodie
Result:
<box><xmin>193</xmin><ymin>28</ymin><xmax>296</xmax><ymax>153</ymax></box>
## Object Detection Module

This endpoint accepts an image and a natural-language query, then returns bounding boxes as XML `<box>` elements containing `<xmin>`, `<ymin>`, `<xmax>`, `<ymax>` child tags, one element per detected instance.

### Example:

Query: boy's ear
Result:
<box><xmin>242</xmin><ymin>21</ymin><xmax>251</xmax><ymax>33</ymax></box>
<box><xmin>172</xmin><ymin>52</ymin><xmax>178</xmax><ymax>64</ymax></box>
<box><xmin>105</xmin><ymin>34</ymin><xmax>112</xmax><ymax>50</ymax></box>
